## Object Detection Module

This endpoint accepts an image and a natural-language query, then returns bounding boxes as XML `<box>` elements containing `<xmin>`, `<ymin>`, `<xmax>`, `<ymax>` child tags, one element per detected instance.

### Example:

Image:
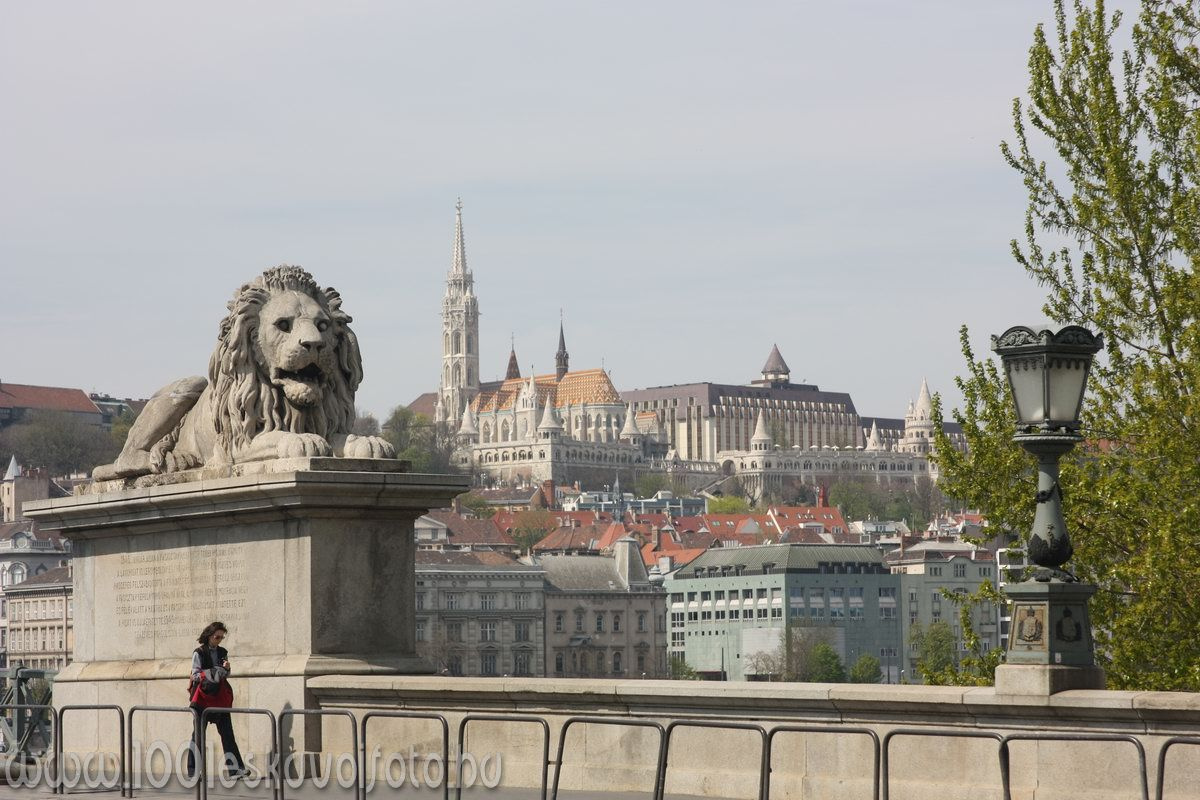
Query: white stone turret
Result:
<box><xmin>458</xmin><ymin>403</ymin><xmax>478</xmax><ymax>439</ymax></box>
<box><xmin>751</xmin><ymin>411</ymin><xmax>772</xmax><ymax>452</ymax></box>
<box><xmin>865</xmin><ymin>420</ymin><xmax>883</xmax><ymax>451</ymax></box>
<box><xmin>538</xmin><ymin>396</ymin><xmax>564</xmax><ymax>440</ymax></box>
<box><xmin>620</xmin><ymin>404</ymin><xmax>640</xmax><ymax>442</ymax></box>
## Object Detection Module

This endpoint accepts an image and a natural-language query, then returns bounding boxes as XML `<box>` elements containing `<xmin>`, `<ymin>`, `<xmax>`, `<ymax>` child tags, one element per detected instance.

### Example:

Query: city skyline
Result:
<box><xmin>2</xmin><ymin>2</ymin><xmax>1118</xmax><ymax>420</ymax></box>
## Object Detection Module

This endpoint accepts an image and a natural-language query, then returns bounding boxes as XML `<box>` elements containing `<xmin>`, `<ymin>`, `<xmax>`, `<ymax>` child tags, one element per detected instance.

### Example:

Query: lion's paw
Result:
<box><xmin>343</xmin><ymin>434</ymin><xmax>397</xmax><ymax>459</ymax></box>
<box><xmin>276</xmin><ymin>433</ymin><xmax>334</xmax><ymax>458</ymax></box>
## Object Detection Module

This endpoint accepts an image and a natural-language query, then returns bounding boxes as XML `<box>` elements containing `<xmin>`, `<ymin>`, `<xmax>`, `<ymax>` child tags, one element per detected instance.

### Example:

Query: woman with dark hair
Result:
<box><xmin>186</xmin><ymin>621</ymin><xmax>247</xmax><ymax>778</ymax></box>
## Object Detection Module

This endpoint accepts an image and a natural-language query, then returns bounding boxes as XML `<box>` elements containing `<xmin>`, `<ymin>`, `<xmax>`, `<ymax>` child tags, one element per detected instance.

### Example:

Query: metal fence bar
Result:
<box><xmin>0</xmin><ymin>703</ymin><xmax>56</xmax><ymax>791</ymax></box>
<box><xmin>765</xmin><ymin>724</ymin><xmax>881</xmax><ymax>800</ymax></box>
<box><xmin>55</xmin><ymin>704</ymin><xmax>126</xmax><ymax>797</ymax></box>
<box><xmin>1001</xmin><ymin>732</ymin><xmax>1148</xmax><ymax>800</ymax></box>
<box><xmin>550</xmin><ymin>716</ymin><xmax>666</xmax><ymax>800</ymax></box>
<box><xmin>456</xmin><ymin>713</ymin><xmax>550</xmax><ymax>800</ymax></box>
<box><xmin>360</xmin><ymin>710</ymin><xmax>450</xmax><ymax>800</ymax></box>
<box><xmin>126</xmin><ymin>705</ymin><xmax>201</xmax><ymax>800</ymax></box>
<box><xmin>659</xmin><ymin>719</ymin><xmax>769</xmax><ymax>800</ymax></box>
<box><xmin>1155</xmin><ymin>737</ymin><xmax>1200</xmax><ymax>800</ymax></box>
<box><xmin>881</xmin><ymin>728</ymin><xmax>1008</xmax><ymax>800</ymax></box>
<box><xmin>198</xmin><ymin>706</ymin><xmax>278</xmax><ymax>800</ymax></box>
<box><xmin>277</xmin><ymin>708</ymin><xmax>358</xmax><ymax>800</ymax></box>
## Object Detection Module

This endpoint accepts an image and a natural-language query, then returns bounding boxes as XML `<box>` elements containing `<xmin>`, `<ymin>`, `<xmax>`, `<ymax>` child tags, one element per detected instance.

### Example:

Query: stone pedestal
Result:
<box><xmin>997</xmin><ymin>579</ymin><xmax>1105</xmax><ymax>695</ymax></box>
<box><xmin>24</xmin><ymin>458</ymin><xmax>468</xmax><ymax>768</ymax></box>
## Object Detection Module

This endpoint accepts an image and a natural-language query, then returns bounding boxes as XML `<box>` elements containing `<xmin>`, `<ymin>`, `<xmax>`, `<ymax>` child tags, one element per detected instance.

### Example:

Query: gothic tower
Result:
<box><xmin>555</xmin><ymin>320</ymin><xmax>570</xmax><ymax>381</ymax></box>
<box><xmin>438</xmin><ymin>199</ymin><xmax>480</xmax><ymax>426</ymax></box>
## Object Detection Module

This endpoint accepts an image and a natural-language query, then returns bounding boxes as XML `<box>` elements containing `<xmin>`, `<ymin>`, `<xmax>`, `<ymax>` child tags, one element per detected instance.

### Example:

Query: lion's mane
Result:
<box><xmin>207</xmin><ymin>265</ymin><xmax>361</xmax><ymax>460</ymax></box>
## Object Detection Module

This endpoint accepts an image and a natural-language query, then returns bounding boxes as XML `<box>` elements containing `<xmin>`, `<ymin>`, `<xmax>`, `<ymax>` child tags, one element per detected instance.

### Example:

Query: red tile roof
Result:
<box><xmin>426</xmin><ymin>511</ymin><xmax>515</xmax><ymax>546</ymax></box>
<box><xmin>533</xmin><ymin>523</ymin><xmax>610</xmax><ymax>553</ymax></box>
<box><xmin>0</xmin><ymin>383</ymin><xmax>101</xmax><ymax>415</ymax></box>
<box><xmin>407</xmin><ymin>392</ymin><xmax>439</xmax><ymax>420</ymax></box>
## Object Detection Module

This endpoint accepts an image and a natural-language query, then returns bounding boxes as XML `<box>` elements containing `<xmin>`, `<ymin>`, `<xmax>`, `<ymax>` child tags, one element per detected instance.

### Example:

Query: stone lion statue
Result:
<box><xmin>95</xmin><ymin>266</ymin><xmax>396</xmax><ymax>481</ymax></box>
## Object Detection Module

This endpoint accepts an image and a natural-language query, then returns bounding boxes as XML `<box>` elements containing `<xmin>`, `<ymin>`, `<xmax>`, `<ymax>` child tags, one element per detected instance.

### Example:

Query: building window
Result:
<box><xmin>445</xmin><ymin>593</ymin><xmax>462</xmax><ymax>610</ymax></box>
<box><xmin>595</xmin><ymin>613</ymin><xmax>605</xmax><ymax>633</ymax></box>
<box><xmin>756</xmin><ymin>608</ymin><xmax>768</xmax><ymax>619</ymax></box>
<box><xmin>515</xmin><ymin>592</ymin><xmax>531</xmax><ymax>610</ymax></box>
<box><xmin>756</xmin><ymin>588</ymin><xmax>768</xmax><ymax>599</ymax></box>
<box><xmin>514</xmin><ymin>651</ymin><xmax>531</xmax><ymax>675</ymax></box>
<box><xmin>415</xmin><ymin>620</ymin><xmax>426</xmax><ymax>641</ymax></box>
<box><xmin>575</xmin><ymin>612</ymin><xmax>584</xmax><ymax>632</ymax></box>
<box><xmin>481</xmin><ymin>653</ymin><xmax>497</xmax><ymax>676</ymax></box>
<box><xmin>480</xmin><ymin>593</ymin><xmax>497</xmax><ymax>610</ymax></box>
<box><xmin>770</xmin><ymin>607</ymin><xmax>782</xmax><ymax>619</ymax></box>
<box><xmin>555</xmin><ymin>653</ymin><xmax>564</xmax><ymax>674</ymax></box>
<box><xmin>447</xmin><ymin>622</ymin><xmax>464</xmax><ymax>642</ymax></box>
<box><xmin>849</xmin><ymin>587</ymin><xmax>864</xmax><ymax>620</ymax></box>
<box><xmin>954</xmin><ymin>563</ymin><xmax>967</xmax><ymax>578</ymax></box>
<box><xmin>613</xmin><ymin>652</ymin><xmax>623</xmax><ymax>674</ymax></box>
<box><xmin>637</xmin><ymin>612</ymin><xmax>647</xmax><ymax>632</ymax></box>
<box><xmin>480</xmin><ymin>621</ymin><xmax>497</xmax><ymax>642</ymax></box>
<box><xmin>515</xmin><ymin>621</ymin><xmax>531</xmax><ymax>642</ymax></box>
<box><xmin>613</xmin><ymin>613</ymin><xmax>622</xmax><ymax>632</ymax></box>
<box><xmin>555</xmin><ymin>613</ymin><xmax>564</xmax><ymax>633</ymax></box>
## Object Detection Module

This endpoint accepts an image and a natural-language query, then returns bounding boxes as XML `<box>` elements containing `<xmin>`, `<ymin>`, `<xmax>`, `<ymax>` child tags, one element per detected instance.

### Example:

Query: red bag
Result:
<box><xmin>189</xmin><ymin>646</ymin><xmax>234</xmax><ymax>710</ymax></box>
<box><xmin>189</xmin><ymin>676</ymin><xmax>234</xmax><ymax>709</ymax></box>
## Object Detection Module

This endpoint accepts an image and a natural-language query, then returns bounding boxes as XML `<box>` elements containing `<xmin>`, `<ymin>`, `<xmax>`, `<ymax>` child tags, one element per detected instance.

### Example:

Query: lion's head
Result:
<box><xmin>208</xmin><ymin>266</ymin><xmax>362</xmax><ymax>457</ymax></box>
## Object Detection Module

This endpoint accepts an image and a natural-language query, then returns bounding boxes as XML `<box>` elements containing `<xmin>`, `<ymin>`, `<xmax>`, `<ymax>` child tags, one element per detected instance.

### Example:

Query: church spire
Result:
<box><xmin>555</xmin><ymin>315</ymin><xmax>569</xmax><ymax>381</ymax></box>
<box><xmin>505</xmin><ymin>338</ymin><xmax>521</xmax><ymax>380</ymax></box>
<box><xmin>451</xmin><ymin>198</ymin><xmax>468</xmax><ymax>275</ymax></box>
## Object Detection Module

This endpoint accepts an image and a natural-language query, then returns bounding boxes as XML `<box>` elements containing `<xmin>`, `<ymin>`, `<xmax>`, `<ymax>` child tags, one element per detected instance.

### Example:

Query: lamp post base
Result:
<box><xmin>995</xmin><ymin>664</ymin><xmax>1106</xmax><ymax>695</ymax></box>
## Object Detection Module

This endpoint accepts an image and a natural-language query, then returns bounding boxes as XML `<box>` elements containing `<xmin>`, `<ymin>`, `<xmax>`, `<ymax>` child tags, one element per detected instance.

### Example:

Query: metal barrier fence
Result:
<box><xmin>197</xmin><ymin>706</ymin><xmax>278</xmax><ymax>800</ymax></box>
<box><xmin>659</xmin><ymin>720</ymin><xmax>768</xmax><ymax>800</ymax></box>
<box><xmin>360</xmin><ymin>710</ymin><xmax>450</xmax><ymax>800</ymax></box>
<box><xmin>126</xmin><ymin>705</ymin><xmax>202</xmax><ymax>800</ymax></box>
<box><xmin>55</xmin><ymin>704</ymin><xmax>125</xmax><ymax>796</ymax></box>
<box><xmin>23</xmin><ymin>702</ymin><xmax>1193</xmax><ymax>799</ymax></box>
<box><xmin>551</xmin><ymin>717</ymin><xmax>666</xmax><ymax>800</ymax></box>
<box><xmin>456</xmin><ymin>714</ymin><xmax>550</xmax><ymax>800</ymax></box>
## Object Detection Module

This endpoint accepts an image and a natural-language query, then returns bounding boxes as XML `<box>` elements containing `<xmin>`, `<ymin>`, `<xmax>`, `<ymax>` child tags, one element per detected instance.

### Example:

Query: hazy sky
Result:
<box><xmin>1</xmin><ymin>2</ymin><xmax>1118</xmax><ymax>422</ymax></box>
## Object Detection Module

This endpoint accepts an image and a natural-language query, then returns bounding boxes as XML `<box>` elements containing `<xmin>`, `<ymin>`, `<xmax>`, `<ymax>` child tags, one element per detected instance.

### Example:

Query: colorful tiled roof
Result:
<box><xmin>0</xmin><ymin>383</ymin><xmax>101</xmax><ymax>415</ymax></box>
<box><xmin>471</xmin><ymin>368</ymin><xmax>621</xmax><ymax>414</ymax></box>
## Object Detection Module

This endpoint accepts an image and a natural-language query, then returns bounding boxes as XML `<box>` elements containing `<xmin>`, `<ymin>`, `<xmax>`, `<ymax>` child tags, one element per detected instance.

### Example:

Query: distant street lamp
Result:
<box><xmin>991</xmin><ymin>324</ymin><xmax>1106</xmax><ymax>689</ymax></box>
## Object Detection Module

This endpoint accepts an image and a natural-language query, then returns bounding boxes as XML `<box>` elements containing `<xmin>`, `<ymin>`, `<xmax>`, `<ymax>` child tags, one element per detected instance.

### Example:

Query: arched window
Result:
<box><xmin>613</xmin><ymin>652</ymin><xmax>623</xmax><ymax>674</ymax></box>
<box><xmin>555</xmin><ymin>653</ymin><xmax>564</xmax><ymax>674</ymax></box>
<box><xmin>466</xmin><ymin>334</ymin><xmax>474</xmax><ymax>354</ymax></box>
<box><xmin>453</xmin><ymin>332</ymin><xmax>462</xmax><ymax>354</ymax></box>
<box><xmin>8</xmin><ymin>564</ymin><xmax>26</xmax><ymax>586</ymax></box>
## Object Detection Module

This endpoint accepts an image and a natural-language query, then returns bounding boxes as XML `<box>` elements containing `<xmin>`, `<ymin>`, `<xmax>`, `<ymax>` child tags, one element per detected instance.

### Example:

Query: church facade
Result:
<box><xmin>425</xmin><ymin>203</ymin><xmax>666</xmax><ymax>486</ymax></box>
<box><xmin>419</xmin><ymin>204</ymin><xmax>964</xmax><ymax>495</ymax></box>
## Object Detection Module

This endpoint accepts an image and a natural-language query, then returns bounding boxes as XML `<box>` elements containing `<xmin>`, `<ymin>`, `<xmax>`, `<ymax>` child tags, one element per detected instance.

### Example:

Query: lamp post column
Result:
<box><xmin>990</xmin><ymin>324</ymin><xmax>1106</xmax><ymax>695</ymax></box>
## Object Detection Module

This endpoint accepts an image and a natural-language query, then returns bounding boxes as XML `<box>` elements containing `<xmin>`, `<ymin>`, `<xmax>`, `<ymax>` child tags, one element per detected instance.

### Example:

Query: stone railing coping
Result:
<box><xmin>307</xmin><ymin>675</ymin><xmax>1200</xmax><ymax>730</ymax></box>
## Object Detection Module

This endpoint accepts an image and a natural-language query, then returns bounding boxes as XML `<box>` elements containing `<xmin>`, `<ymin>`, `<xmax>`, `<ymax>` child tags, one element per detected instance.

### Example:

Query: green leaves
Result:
<box><xmin>940</xmin><ymin>0</ymin><xmax>1200</xmax><ymax>690</ymax></box>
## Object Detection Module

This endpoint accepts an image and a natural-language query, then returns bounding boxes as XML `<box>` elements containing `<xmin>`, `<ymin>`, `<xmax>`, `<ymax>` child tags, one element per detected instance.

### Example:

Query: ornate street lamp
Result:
<box><xmin>991</xmin><ymin>324</ymin><xmax>1105</xmax><ymax>691</ymax></box>
<box><xmin>991</xmin><ymin>324</ymin><xmax>1103</xmax><ymax>579</ymax></box>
